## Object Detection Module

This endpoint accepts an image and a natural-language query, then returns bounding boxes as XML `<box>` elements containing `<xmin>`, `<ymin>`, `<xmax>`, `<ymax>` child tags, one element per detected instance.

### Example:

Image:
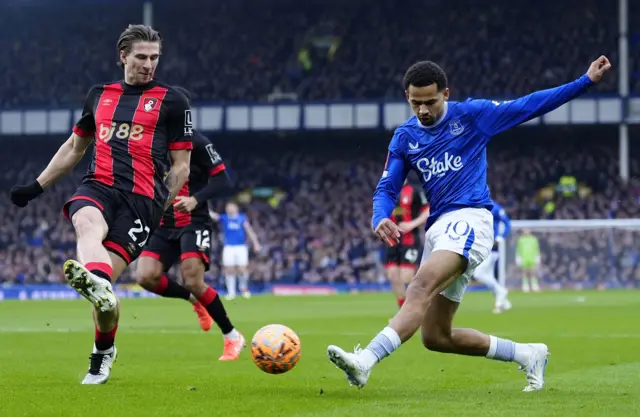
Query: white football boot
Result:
<box><xmin>519</xmin><ymin>343</ymin><xmax>550</xmax><ymax>392</ymax></box>
<box><xmin>82</xmin><ymin>346</ymin><xmax>118</xmax><ymax>385</ymax></box>
<box><xmin>327</xmin><ymin>345</ymin><xmax>371</xmax><ymax>389</ymax></box>
<box><xmin>63</xmin><ymin>259</ymin><xmax>116</xmax><ymax>312</ymax></box>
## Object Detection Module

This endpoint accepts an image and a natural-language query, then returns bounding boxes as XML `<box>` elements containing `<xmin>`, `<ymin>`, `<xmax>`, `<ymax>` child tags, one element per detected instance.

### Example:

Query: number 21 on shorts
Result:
<box><xmin>128</xmin><ymin>219</ymin><xmax>150</xmax><ymax>248</ymax></box>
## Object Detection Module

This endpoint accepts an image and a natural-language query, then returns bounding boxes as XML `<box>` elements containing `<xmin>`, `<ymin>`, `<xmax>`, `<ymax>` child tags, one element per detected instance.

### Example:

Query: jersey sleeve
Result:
<box><xmin>166</xmin><ymin>90</ymin><xmax>194</xmax><ymax>150</ymax></box>
<box><xmin>467</xmin><ymin>74</ymin><xmax>594</xmax><ymax>137</ymax></box>
<box><xmin>193</xmin><ymin>133</ymin><xmax>226</xmax><ymax>176</ymax></box>
<box><xmin>72</xmin><ymin>86</ymin><xmax>99</xmax><ymax>137</ymax></box>
<box><xmin>372</xmin><ymin>130</ymin><xmax>411</xmax><ymax>230</ymax></box>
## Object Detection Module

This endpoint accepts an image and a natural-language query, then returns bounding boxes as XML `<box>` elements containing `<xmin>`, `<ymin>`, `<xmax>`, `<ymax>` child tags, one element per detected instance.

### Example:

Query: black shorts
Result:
<box><xmin>140</xmin><ymin>223</ymin><xmax>212</xmax><ymax>271</ymax></box>
<box><xmin>63</xmin><ymin>181</ymin><xmax>164</xmax><ymax>265</ymax></box>
<box><xmin>384</xmin><ymin>245</ymin><xmax>421</xmax><ymax>269</ymax></box>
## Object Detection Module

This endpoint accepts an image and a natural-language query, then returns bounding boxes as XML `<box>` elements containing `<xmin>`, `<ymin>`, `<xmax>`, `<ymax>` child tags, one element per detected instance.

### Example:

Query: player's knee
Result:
<box><xmin>135</xmin><ymin>259</ymin><xmax>163</xmax><ymax>288</ymax></box>
<box><xmin>421</xmin><ymin>331</ymin><xmax>452</xmax><ymax>353</ymax></box>
<box><xmin>180</xmin><ymin>259</ymin><xmax>205</xmax><ymax>289</ymax></box>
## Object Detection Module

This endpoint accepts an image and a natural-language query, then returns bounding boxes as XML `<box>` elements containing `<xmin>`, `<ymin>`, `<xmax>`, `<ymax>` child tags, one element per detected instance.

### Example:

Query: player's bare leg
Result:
<box><xmin>64</xmin><ymin>206</ymin><xmax>125</xmax><ymax>384</ymax></box>
<box><xmin>399</xmin><ymin>265</ymin><xmax>415</xmax><ymax>303</ymax></box>
<box><xmin>224</xmin><ymin>265</ymin><xmax>237</xmax><ymax>300</ymax></box>
<box><xmin>473</xmin><ymin>252</ymin><xmax>511</xmax><ymax>313</ymax></box>
<box><xmin>237</xmin><ymin>265</ymin><xmax>251</xmax><ymax>299</ymax></box>
<box><xmin>181</xmin><ymin>257</ymin><xmax>245</xmax><ymax>360</ymax></box>
<box><xmin>328</xmin><ymin>250</ymin><xmax>548</xmax><ymax>391</ymax></box>
<box><xmin>530</xmin><ymin>267</ymin><xmax>541</xmax><ymax>292</ymax></box>
<box><xmin>136</xmin><ymin>256</ymin><xmax>209</xmax><ymax>329</ymax></box>
<box><xmin>385</xmin><ymin>265</ymin><xmax>405</xmax><ymax>308</ymax></box>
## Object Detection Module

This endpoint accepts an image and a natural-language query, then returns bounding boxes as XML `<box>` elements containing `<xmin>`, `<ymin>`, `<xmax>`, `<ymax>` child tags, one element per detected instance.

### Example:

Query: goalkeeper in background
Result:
<box><xmin>516</xmin><ymin>229</ymin><xmax>541</xmax><ymax>292</ymax></box>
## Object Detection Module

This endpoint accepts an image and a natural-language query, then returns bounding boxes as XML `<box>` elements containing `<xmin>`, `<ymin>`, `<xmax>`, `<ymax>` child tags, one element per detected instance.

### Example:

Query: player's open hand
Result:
<box><xmin>374</xmin><ymin>218</ymin><xmax>402</xmax><ymax>246</ymax></box>
<box><xmin>586</xmin><ymin>56</ymin><xmax>612</xmax><ymax>83</ymax></box>
<box><xmin>173</xmin><ymin>196</ymin><xmax>198</xmax><ymax>213</ymax></box>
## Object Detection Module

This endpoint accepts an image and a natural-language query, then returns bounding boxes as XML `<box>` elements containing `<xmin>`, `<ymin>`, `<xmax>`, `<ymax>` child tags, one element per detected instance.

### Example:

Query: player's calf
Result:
<box><xmin>181</xmin><ymin>258</ymin><xmax>245</xmax><ymax>359</ymax></box>
<box><xmin>136</xmin><ymin>255</ymin><xmax>192</xmax><ymax>301</ymax></box>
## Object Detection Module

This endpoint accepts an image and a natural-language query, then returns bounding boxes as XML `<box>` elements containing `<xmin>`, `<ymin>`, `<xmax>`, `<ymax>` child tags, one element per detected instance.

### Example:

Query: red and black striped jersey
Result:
<box><xmin>160</xmin><ymin>130</ymin><xmax>226</xmax><ymax>229</ymax></box>
<box><xmin>391</xmin><ymin>183</ymin><xmax>429</xmax><ymax>246</ymax></box>
<box><xmin>73</xmin><ymin>80</ymin><xmax>194</xmax><ymax>207</ymax></box>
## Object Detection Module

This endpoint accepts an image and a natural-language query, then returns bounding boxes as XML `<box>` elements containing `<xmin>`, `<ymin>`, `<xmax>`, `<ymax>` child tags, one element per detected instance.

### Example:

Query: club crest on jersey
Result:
<box><xmin>449</xmin><ymin>119</ymin><xmax>464</xmax><ymax>136</ymax></box>
<box><xmin>143</xmin><ymin>98</ymin><xmax>158</xmax><ymax>112</ymax></box>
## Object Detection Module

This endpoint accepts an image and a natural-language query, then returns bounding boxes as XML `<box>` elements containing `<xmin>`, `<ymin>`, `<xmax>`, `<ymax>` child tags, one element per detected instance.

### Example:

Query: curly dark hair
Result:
<box><xmin>402</xmin><ymin>61</ymin><xmax>448</xmax><ymax>91</ymax></box>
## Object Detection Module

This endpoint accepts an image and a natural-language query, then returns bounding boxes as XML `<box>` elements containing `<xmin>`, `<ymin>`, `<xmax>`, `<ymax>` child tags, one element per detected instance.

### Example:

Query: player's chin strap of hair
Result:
<box><xmin>193</xmin><ymin>171</ymin><xmax>232</xmax><ymax>206</ymax></box>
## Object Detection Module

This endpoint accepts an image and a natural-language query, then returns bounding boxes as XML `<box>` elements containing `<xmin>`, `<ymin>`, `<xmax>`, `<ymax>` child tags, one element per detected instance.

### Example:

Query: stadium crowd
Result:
<box><xmin>0</xmin><ymin>0</ymin><xmax>638</xmax><ymax>289</ymax></box>
<box><xmin>1</xmin><ymin>130</ymin><xmax>639</xmax><ymax>289</ymax></box>
<box><xmin>0</xmin><ymin>0</ymin><xmax>633</xmax><ymax>108</ymax></box>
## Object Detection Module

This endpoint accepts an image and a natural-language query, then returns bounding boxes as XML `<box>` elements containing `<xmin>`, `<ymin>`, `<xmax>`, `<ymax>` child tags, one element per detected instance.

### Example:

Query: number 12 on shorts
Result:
<box><xmin>195</xmin><ymin>230</ymin><xmax>210</xmax><ymax>248</ymax></box>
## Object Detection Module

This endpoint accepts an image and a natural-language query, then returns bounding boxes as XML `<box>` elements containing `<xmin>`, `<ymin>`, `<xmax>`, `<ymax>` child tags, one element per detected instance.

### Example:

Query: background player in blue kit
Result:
<box><xmin>327</xmin><ymin>56</ymin><xmax>611</xmax><ymax>392</ymax></box>
<box><xmin>472</xmin><ymin>199</ymin><xmax>512</xmax><ymax>313</ymax></box>
<box><xmin>209</xmin><ymin>202</ymin><xmax>261</xmax><ymax>300</ymax></box>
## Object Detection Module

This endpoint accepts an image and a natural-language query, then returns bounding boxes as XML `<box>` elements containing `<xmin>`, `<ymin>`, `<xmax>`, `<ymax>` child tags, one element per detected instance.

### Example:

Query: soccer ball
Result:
<box><xmin>251</xmin><ymin>324</ymin><xmax>301</xmax><ymax>374</ymax></box>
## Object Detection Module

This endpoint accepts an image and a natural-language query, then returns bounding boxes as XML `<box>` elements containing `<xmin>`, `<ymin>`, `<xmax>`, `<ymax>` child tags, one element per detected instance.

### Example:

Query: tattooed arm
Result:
<box><xmin>164</xmin><ymin>149</ymin><xmax>191</xmax><ymax>210</ymax></box>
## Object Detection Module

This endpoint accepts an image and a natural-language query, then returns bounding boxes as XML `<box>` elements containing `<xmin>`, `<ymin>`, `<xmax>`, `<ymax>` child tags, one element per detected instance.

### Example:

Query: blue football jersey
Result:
<box><xmin>491</xmin><ymin>201</ymin><xmax>511</xmax><ymax>241</ymax></box>
<box><xmin>372</xmin><ymin>74</ymin><xmax>594</xmax><ymax>231</ymax></box>
<box><xmin>220</xmin><ymin>213</ymin><xmax>247</xmax><ymax>246</ymax></box>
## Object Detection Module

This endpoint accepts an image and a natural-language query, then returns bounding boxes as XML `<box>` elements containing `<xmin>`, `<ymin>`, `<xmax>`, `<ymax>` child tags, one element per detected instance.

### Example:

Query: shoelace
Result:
<box><xmin>353</xmin><ymin>344</ymin><xmax>363</xmax><ymax>354</ymax></box>
<box><xmin>88</xmin><ymin>353</ymin><xmax>108</xmax><ymax>375</ymax></box>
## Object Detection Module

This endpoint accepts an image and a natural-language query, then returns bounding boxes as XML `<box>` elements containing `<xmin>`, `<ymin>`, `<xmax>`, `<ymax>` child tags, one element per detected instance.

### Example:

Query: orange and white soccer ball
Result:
<box><xmin>251</xmin><ymin>324</ymin><xmax>301</xmax><ymax>374</ymax></box>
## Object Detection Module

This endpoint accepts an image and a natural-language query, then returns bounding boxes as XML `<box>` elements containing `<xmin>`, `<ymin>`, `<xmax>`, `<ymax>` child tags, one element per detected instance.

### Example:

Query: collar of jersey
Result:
<box><xmin>416</xmin><ymin>101</ymin><xmax>449</xmax><ymax>130</ymax></box>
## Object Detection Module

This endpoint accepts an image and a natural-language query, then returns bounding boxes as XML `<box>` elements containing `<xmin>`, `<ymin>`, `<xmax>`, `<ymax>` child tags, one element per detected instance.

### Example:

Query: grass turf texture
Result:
<box><xmin>0</xmin><ymin>290</ymin><xmax>638</xmax><ymax>417</ymax></box>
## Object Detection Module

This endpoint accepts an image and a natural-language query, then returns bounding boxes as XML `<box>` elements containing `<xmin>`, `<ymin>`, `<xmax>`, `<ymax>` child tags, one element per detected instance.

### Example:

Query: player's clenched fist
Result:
<box><xmin>586</xmin><ymin>56</ymin><xmax>612</xmax><ymax>83</ymax></box>
<box><xmin>10</xmin><ymin>181</ymin><xmax>44</xmax><ymax>207</ymax></box>
<box><xmin>374</xmin><ymin>218</ymin><xmax>403</xmax><ymax>246</ymax></box>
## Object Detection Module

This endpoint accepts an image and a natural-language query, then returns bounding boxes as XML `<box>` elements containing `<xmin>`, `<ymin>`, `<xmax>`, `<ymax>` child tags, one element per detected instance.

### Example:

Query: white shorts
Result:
<box><xmin>222</xmin><ymin>245</ymin><xmax>249</xmax><ymax>267</ymax></box>
<box><xmin>420</xmin><ymin>207</ymin><xmax>494</xmax><ymax>303</ymax></box>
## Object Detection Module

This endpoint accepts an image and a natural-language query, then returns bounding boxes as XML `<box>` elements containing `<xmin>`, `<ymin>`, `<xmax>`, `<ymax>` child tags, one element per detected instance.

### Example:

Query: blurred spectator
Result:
<box><xmin>1</xmin><ymin>127</ymin><xmax>639</xmax><ymax>287</ymax></box>
<box><xmin>0</xmin><ymin>0</ymin><xmax>625</xmax><ymax>108</ymax></box>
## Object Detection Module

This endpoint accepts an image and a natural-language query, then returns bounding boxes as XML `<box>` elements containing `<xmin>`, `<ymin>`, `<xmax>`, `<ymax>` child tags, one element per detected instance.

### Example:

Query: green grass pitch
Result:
<box><xmin>1</xmin><ymin>290</ymin><xmax>638</xmax><ymax>416</ymax></box>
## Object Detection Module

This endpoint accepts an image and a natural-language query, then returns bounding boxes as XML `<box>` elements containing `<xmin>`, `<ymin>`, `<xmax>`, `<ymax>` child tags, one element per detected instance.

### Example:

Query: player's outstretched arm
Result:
<box><xmin>244</xmin><ymin>221</ymin><xmax>261</xmax><ymax>252</ymax></box>
<box><xmin>372</xmin><ymin>132</ymin><xmax>411</xmax><ymax>245</ymax></box>
<box><xmin>472</xmin><ymin>56</ymin><xmax>612</xmax><ymax>136</ymax></box>
<box><xmin>37</xmin><ymin>133</ymin><xmax>93</xmax><ymax>188</ymax></box>
<box><xmin>399</xmin><ymin>206</ymin><xmax>430</xmax><ymax>233</ymax></box>
<box><xmin>10</xmin><ymin>133</ymin><xmax>92</xmax><ymax>207</ymax></box>
<box><xmin>208</xmin><ymin>210</ymin><xmax>220</xmax><ymax>221</ymax></box>
<box><xmin>164</xmin><ymin>149</ymin><xmax>191</xmax><ymax>210</ymax></box>
<box><xmin>496</xmin><ymin>209</ymin><xmax>511</xmax><ymax>242</ymax></box>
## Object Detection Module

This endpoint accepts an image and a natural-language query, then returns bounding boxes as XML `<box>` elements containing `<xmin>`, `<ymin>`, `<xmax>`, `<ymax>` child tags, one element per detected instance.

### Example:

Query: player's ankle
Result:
<box><xmin>224</xmin><ymin>329</ymin><xmax>240</xmax><ymax>339</ymax></box>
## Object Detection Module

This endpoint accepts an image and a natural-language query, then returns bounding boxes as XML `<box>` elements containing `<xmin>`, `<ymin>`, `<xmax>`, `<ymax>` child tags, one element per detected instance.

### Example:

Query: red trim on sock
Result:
<box><xmin>397</xmin><ymin>297</ymin><xmax>405</xmax><ymax>307</ymax></box>
<box><xmin>153</xmin><ymin>275</ymin><xmax>169</xmax><ymax>294</ymax></box>
<box><xmin>85</xmin><ymin>262</ymin><xmax>112</xmax><ymax>278</ymax></box>
<box><xmin>198</xmin><ymin>287</ymin><xmax>217</xmax><ymax>306</ymax></box>
<box><xmin>95</xmin><ymin>324</ymin><xmax>118</xmax><ymax>342</ymax></box>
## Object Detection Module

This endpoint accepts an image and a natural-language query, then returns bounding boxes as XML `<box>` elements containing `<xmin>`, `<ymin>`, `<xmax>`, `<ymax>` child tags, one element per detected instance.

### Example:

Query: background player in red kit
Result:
<box><xmin>136</xmin><ymin>87</ymin><xmax>246</xmax><ymax>361</ymax></box>
<box><xmin>9</xmin><ymin>25</ymin><xmax>193</xmax><ymax>384</ymax></box>
<box><xmin>384</xmin><ymin>179</ymin><xmax>430</xmax><ymax>308</ymax></box>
